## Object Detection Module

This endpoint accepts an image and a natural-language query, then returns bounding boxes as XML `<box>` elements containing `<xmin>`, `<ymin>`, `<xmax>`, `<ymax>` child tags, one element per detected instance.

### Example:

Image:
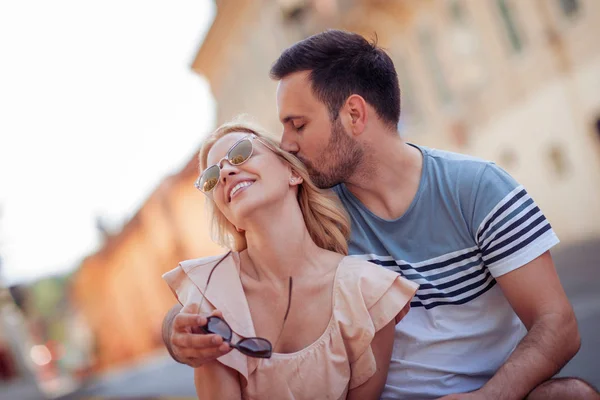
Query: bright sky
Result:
<box><xmin>0</xmin><ymin>1</ymin><xmax>216</xmax><ymax>285</ymax></box>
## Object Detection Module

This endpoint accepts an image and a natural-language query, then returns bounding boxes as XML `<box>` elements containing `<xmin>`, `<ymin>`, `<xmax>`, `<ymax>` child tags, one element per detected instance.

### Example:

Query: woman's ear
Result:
<box><xmin>289</xmin><ymin>171</ymin><xmax>303</xmax><ymax>186</ymax></box>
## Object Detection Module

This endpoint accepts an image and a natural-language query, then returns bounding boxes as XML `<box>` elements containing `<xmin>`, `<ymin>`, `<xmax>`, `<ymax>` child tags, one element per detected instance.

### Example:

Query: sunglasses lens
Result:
<box><xmin>236</xmin><ymin>338</ymin><xmax>272</xmax><ymax>358</ymax></box>
<box><xmin>204</xmin><ymin>317</ymin><xmax>233</xmax><ymax>342</ymax></box>
<box><xmin>199</xmin><ymin>165</ymin><xmax>220</xmax><ymax>192</ymax></box>
<box><xmin>228</xmin><ymin>139</ymin><xmax>253</xmax><ymax>165</ymax></box>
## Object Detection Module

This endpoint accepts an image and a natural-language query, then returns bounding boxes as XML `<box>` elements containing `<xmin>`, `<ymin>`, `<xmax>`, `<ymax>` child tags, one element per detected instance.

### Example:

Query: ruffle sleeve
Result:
<box><xmin>162</xmin><ymin>263</ymin><xmax>211</xmax><ymax>313</ymax></box>
<box><xmin>335</xmin><ymin>257</ymin><xmax>419</xmax><ymax>389</ymax></box>
<box><xmin>161</xmin><ymin>253</ymin><xmax>257</xmax><ymax>387</ymax></box>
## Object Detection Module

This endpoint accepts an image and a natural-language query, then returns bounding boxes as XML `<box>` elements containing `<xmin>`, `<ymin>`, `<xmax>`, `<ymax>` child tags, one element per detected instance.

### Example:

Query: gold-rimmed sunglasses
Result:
<box><xmin>195</xmin><ymin>135</ymin><xmax>270</xmax><ymax>194</ymax></box>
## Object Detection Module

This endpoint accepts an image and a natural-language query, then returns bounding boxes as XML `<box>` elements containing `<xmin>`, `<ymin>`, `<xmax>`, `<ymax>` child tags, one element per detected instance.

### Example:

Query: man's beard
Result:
<box><xmin>301</xmin><ymin>118</ymin><xmax>364</xmax><ymax>189</ymax></box>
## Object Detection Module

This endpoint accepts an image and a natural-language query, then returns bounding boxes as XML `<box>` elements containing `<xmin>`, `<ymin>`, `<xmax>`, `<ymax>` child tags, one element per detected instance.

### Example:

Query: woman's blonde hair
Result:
<box><xmin>198</xmin><ymin>117</ymin><xmax>351</xmax><ymax>255</ymax></box>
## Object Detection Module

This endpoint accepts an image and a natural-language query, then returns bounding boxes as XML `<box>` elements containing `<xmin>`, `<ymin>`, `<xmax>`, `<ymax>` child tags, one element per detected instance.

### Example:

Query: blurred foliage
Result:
<box><xmin>30</xmin><ymin>277</ymin><xmax>67</xmax><ymax>317</ymax></box>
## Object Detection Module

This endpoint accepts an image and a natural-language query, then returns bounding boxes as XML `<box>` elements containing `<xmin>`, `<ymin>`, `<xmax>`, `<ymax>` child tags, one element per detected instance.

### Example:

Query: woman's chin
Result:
<box><xmin>229</xmin><ymin>195</ymin><xmax>276</xmax><ymax>222</ymax></box>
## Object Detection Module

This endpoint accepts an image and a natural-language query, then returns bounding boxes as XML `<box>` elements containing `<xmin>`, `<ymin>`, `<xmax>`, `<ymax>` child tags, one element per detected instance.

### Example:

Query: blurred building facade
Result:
<box><xmin>71</xmin><ymin>159</ymin><xmax>223</xmax><ymax>371</ymax></box>
<box><xmin>193</xmin><ymin>0</ymin><xmax>600</xmax><ymax>242</ymax></box>
<box><xmin>71</xmin><ymin>0</ymin><xmax>600</xmax><ymax>371</ymax></box>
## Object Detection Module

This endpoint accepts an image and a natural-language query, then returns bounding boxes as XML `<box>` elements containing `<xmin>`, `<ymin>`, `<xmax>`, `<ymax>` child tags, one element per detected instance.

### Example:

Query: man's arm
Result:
<box><xmin>460</xmin><ymin>251</ymin><xmax>579</xmax><ymax>400</ymax></box>
<box><xmin>162</xmin><ymin>303</ymin><xmax>231</xmax><ymax>367</ymax></box>
<box><xmin>194</xmin><ymin>361</ymin><xmax>242</xmax><ymax>400</ymax></box>
<box><xmin>162</xmin><ymin>304</ymin><xmax>182</xmax><ymax>361</ymax></box>
<box><xmin>347</xmin><ymin>320</ymin><xmax>396</xmax><ymax>400</ymax></box>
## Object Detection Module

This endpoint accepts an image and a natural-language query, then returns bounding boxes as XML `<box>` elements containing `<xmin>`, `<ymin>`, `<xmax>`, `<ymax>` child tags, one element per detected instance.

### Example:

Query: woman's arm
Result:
<box><xmin>347</xmin><ymin>320</ymin><xmax>395</xmax><ymax>400</ymax></box>
<box><xmin>194</xmin><ymin>361</ymin><xmax>242</xmax><ymax>400</ymax></box>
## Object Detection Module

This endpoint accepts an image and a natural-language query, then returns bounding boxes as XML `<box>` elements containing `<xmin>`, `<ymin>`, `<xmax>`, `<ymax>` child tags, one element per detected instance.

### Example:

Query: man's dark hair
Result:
<box><xmin>270</xmin><ymin>29</ymin><xmax>401</xmax><ymax>128</ymax></box>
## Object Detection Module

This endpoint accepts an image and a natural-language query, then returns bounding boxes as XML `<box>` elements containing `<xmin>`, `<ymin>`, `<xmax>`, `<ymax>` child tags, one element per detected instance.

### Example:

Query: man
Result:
<box><xmin>163</xmin><ymin>30</ymin><xmax>598</xmax><ymax>399</ymax></box>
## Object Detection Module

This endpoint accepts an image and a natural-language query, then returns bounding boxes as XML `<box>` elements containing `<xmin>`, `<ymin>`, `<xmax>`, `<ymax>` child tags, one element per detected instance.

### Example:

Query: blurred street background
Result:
<box><xmin>1</xmin><ymin>0</ymin><xmax>599</xmax><ymax>398</ymax></box>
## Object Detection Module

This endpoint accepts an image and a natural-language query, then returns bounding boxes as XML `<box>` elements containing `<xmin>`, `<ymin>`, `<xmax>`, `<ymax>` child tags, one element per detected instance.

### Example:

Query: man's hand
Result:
<box><xmin>163</xmin><ymin>303</ymin><xmax>231</xmax><ymax>367</ymax></box>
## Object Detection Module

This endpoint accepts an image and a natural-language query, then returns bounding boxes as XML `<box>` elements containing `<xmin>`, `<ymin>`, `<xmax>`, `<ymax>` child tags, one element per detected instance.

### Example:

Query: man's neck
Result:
<box><xmin>345</xmin><ymin>133</ymin><xmax>423</xmax><ymax>221</ymax></box>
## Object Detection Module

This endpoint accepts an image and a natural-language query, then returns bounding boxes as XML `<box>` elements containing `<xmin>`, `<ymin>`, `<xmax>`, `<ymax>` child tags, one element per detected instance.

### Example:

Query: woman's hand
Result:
<box><xmin>165</xmin><ymin>303</ymin><xmax>231</xmax><ymax>367</ymax></box>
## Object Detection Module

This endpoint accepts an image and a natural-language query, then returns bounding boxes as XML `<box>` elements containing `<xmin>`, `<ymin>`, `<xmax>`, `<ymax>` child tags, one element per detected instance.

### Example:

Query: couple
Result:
<box><xmin>162</xmin><ymin>30</ymin><xmax>597</xmax><ymax>399</ymax></box>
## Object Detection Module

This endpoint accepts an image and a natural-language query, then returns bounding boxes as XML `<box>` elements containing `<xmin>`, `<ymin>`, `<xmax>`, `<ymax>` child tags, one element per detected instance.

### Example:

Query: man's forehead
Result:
<box><xmin>277</xmin><ymin>72</ymin><xmax>317</xmax><ymax>119</ymax></box>
<box><xmin>277</xmin><ymin>77</ymin><xmax>306</xmax><ymax>102</ymax></box>
<box><xmin>279</xmin><ymin>70</ymin><xmax>311</xmax><ymax>88</ymax></box>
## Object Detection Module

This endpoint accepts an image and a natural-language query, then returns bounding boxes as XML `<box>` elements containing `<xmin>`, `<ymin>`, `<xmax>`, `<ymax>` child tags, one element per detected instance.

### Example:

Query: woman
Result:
<box><xmin>163</xmin><ymin>119</ymin><xmax>418</xmax><ymax>399</ymax></box>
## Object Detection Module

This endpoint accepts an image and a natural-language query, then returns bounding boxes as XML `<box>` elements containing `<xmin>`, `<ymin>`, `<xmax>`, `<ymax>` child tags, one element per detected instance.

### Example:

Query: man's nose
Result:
<box><xmin>280</xmin><ymin>132</ymin><xmax>299</xmax><ymax>154</ymax></box>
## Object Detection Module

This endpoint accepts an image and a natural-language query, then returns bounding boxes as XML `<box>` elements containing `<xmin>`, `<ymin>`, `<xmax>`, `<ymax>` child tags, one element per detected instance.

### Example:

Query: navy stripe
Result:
<box><xmin>402</xmin><ymin>259</ymin><xmax>482</xmax><ymax>282</ymax></box>
<box><xmin>368</xmin><ymin>248</ymin><xmax>480</xmax><ymax>274</ymax></box>
<box><xmin>484</xmin><ymin>214</ymin><xmax>546</xmax><ymax>256</ymax></box>
<box><xmin>482</xmin><ymin>207</ymin><xmax>542</xmax><ymax>253</ymax></box>
<box><xmin>369</xmin><ymin>254</ymin><xmax>482</xmax><ymax>284</ymax></box>
<box><xmin>416</xmin><ymin>264</ymin><xmax>486</xmax><ymax>291</ymax></box>
<box><xmin>414</xmin><ymin>270</ymin><xmax>492</xmax><ymax>301</ymax></box>
<box><xmin>413</xmin><ymin>249</ymin><xmax>480</xmax><ymax>273</ymax></box>
<box><xmin>484</xmin><ymin>223</ymin><xmax>552</xmax><ymax>265</ymax></box>
<box><xmin>411</xmin><ymin>278</ymin><xmax>497</xmax><ymax>310</ymax></box>
<box><xmin>479</xmin><ymin>198</ymin><xmax>534</xmax><ymax>244</ymax></box>
<box><xmin>368</xmin><ymin>259</ymin><xmax>401</xmax><ymax>268</ymax></box>
<box><xmin>477</xmin><ymin>189</ymin><xmax>527</xmax><ymax>242</ymax></box>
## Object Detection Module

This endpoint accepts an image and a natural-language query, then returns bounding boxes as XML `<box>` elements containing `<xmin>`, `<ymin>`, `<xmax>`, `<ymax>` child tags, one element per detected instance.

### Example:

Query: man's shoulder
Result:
<box><xmin>417</xmin><ymin>144</ymin><xmax>492</xmax><ymax>171</ymax></box>
<box><xmin>415</xmin><ymin>144</ymin><xmax>498</xmax><ymax>189</ymax></box>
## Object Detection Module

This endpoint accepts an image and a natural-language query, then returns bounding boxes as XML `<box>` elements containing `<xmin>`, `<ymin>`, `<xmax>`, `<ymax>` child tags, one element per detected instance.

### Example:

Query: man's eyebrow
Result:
<box><xmin>281</xmin><ymin>115</ymin><xmax>304</xmax><ymax>123</ymax></box>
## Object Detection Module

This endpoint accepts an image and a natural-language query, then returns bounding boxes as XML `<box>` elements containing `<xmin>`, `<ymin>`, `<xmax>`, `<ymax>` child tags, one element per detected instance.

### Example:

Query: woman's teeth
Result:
<box><xmin>230</xmin><ymin>181</ymin><xmax>253</xmax><ymax>199</ymax></box>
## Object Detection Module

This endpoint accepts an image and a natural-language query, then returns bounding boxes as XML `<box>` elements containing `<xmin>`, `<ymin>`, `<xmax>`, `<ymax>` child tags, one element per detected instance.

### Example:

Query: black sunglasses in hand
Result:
<box><xmin>200</xmin><ymin>316</ymin><xmax>273</xmax><ymax>358</ymax></box>
<box><xmin>198</xmin><ymin>251</ymin><xmax>293</xmax><ymax>359</ymax></box>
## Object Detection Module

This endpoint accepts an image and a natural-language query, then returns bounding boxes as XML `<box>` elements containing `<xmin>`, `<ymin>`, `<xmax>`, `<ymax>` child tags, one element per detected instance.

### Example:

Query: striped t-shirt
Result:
<box><xmin>332</xmin><ymin>144</ymin><xmax>559</xmax><ymax>399</ymax></box>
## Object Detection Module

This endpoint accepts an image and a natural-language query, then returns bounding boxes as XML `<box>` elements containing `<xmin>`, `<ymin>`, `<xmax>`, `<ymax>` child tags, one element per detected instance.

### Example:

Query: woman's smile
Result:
<box><xmin>229</xmin><ymin>180</ymin><xmax>254</xmax><ymax>202</ymax></box>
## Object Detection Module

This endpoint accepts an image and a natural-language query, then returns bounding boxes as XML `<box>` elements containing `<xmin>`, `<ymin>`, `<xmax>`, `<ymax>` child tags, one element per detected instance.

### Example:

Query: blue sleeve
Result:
<box><xmin>471</xmin><ymin>163</ymin><xmax>559</xmax><ymax>277</ymax></box>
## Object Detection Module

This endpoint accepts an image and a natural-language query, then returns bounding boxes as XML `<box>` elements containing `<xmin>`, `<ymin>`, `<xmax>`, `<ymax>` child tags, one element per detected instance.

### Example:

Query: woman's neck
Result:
<box><xmin>240</xmin><ymin>198</ymin><xmax>325</xmax><ymax>285</ymax></box>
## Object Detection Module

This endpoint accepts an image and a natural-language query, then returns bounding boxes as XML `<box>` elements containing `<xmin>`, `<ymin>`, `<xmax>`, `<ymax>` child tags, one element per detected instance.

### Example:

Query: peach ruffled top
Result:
<box><xmin>163</xmin><ymin>252</ymin><xmax>418</xmax><ymax>400</ymax></box>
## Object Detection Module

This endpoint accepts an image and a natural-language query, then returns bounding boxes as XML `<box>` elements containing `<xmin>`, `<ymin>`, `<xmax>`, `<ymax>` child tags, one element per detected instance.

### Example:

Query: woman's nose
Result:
<box><xmin>219</xmin><ymin>161</ymin><xmax>238</xmax><ymax>183</ymax></box>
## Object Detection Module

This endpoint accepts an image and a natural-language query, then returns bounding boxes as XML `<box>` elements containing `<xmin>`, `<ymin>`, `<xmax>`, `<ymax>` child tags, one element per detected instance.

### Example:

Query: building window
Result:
<box><xmin>450</xmin><ymin>0</ymin><xmax>466</xmax><ymax>23</ymax></box>
<box><xmin>558</xmin><ymin>0</ymin><xmax>580</xmax><ymax>18</ymax></box>
<box><xmin>418</xmin><ymin>29</ymin><xmax>452</xmax><ymax>105</ymax></box>
<box><xmin>499</xmin><ymin>148</ymin><xmax>518</xmax><ymax>170</ymax></box>
<box><xmin>496</xmin><ymin>0</ymin><xmax>524</xmax><ymax>53</ymax></box>
<box><xmin>447</xmin><ymin>0</ymin><xmax>486</xmax><ymax>94</ymax></box>
<box><xmin>548</xmin><ymin>144</ymin><xmax>569</xmax><ymax>177</ymax></box>
<box><xmin>449</xmin><ymin>1</ymin><xmax>473</xmax><ymax>55</ymax></box>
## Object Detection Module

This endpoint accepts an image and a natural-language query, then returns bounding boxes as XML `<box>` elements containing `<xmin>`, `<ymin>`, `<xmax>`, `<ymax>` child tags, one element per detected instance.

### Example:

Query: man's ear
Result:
<box><xmin>344</xmin><ymin>94</ymin><xmax>368</xmax><ymax>136</ymax></box>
